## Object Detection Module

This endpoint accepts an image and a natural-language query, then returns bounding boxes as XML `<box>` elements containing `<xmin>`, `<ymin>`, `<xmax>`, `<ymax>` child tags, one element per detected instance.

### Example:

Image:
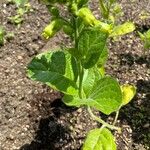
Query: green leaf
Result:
<box><xmin>78</xmin><ymin>29</ymin><xmax>108</xmax><ymax>69</ymax></box>
<box><xmin>82</xmin><ymin>128</ymin><xmax>116</xmax><ymax>150</ymax></box>
<box><xmin>138</xmin><ymin>30</ymin><xmax>150</xmax><ymax>50</ymax></box>
<box><xmin>121</xmin><ymin>84</ymin><xmax>136</xmax><ymax>106</ymax></box>
<box><xmin>98</xmin><ymin>66</ymin><xmax>105</xmax><ymax>77</ymax></box>
<box><xmin>63</xmin><ymin>76</ymin><xmax>122</xmax><ymax>115</ymax></box>
<box><xmin>88</xmin><ymin>76</ymin><xmax>122</xmax><ymax>114</ymax></box>
<box><xmin>13</xmin><ymin>0</ymin><xmax>28</xmax><ymax>7</ymax></box>
<box><xmin>97</xmin><ymin>46</ymin><xmax>108</xmax><ymax>68</ymax></box>
<box><xmin>77</xmin><ymin>0</ymin><xmax>88</xmax><ymax>8</ymax></box>
<box><xmin>83</xmin><ymin>68</ymin><xmax>101</xmax><ymax>97</ymax></box>
<box><xmin>27</xmin><ymin>51</ymin><xmax>78</xmax><ymax>95</ymax></box>
<box><xmin>110</xmin><ymin>22</ymin><xmax>135</xmax><ymax>37</ymax></box>
<box><xmin>63</xmin><ymin>94</ymin><xmax>85</xmax><ymax>107</ymax></box>
<box><xmin>138</xmin><ymin>31</ymin><xmax>145</xmax><ymax>41</ymax></box>
<box><xmin>47</xmin><ymin>6</ymin><xmax>60</xmax><ymax>17</ymax></box>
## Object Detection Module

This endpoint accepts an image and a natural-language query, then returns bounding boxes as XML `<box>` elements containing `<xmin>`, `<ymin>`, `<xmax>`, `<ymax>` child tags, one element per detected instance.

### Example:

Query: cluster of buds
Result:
<box><xmin>42</xmin><ymin>0</ymin><xmax>112</xmax><ymax>39</ymax></box>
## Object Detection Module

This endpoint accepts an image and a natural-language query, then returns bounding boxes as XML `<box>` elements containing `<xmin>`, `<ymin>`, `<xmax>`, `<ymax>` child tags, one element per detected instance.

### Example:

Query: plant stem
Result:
<box><xmin>79</xmin><ymin>64</ymin><xmax>84</xmax><ymax>98</ymax></box>
<box><xmin>99</xmin><ymin>0</ymin><xmax>107</xmax><ymax>12</ymax></box>
<box><xmin>113</xmin><ymin>110</ymin><xmax>119</xmax><ymax>125</ymax></box>
<box><xmin>99</xmin><ymin>124</ymin><xmax>106</xmax><ymax>132</ymax></box>
<box><xmin>74</xmin><ymin>17</ymin><xmax>78</xmax><ymax>49</ymax></box>
<box><xmin>87</xmin><ymin>106</ymin><xmax>121</xmax><ymax>131</ymax></box>
<box><xmin>99</xmin><ymin>0</ymin><xmax>107</xmax><ymax>19</ymax></box>
<box><xmin>73</xmin><ymin>16</ymin><xmax>84</xmax><ymax>99</ymax></box>
<box><xmin>99</xmin><ymin>0</ymin><xmax>112</xmax><ymax>20</ymax></box>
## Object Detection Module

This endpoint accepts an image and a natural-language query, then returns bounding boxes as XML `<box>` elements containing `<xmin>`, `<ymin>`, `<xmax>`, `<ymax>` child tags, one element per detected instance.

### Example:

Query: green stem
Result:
<box><xmin>74</xmin><ymin>17</ymin><xmax>78</xmax><ymax>49</ymax></box>
<box><xmin>99</xmin><ymin>0</ymin><xmax>107</xmax><ymax>18</ymax></box>
<box><xmin>87</xmin><ymin>106</ymin><xmax>121</xmax><ymax>131</ymax></box>
<box><xmin>99</xmin><ymin>124</ymin><xmax>106</xmax><ymax>132</ymax></box>
<box><xmin>73</xmin><ymin>16</ymin><xmax>84</xmax><ymax>99</ymax></box>
<box><xmin>99</xmin><ymin>0</ymin><xmax>107</xmax><ymax>12</ymax></box>
<box><xmin>78</xmin><ymin>64</ymin><xmax>84</xmax><ymax>98</ymax></box>
<box><xmin>99</xmin><ymin>0</ymin><xmax>112</xmax><ymax>19</ymax></box>
<box><xmin>113</xmin><ymin>110</ymin><xmax>119</xmax><ymax>125</ymax></box>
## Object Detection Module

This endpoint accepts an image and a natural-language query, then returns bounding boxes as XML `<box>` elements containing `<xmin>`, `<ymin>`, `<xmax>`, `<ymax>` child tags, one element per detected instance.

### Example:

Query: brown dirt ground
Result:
<box><xmin>0</xmin><ymin>0</ymin><xmax>150</xmax><ymax>150</ymax></box>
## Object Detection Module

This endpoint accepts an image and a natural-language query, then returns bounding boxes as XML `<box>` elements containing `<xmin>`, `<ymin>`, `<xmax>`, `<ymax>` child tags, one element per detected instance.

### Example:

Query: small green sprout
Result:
<box><xmin>138</xmin><ymin>29</ymin><xmax>150</xmax><ymax>52</ymax></box>
<box><xmin>9</xmin><ymin>0</ymin><xmax>32</xmax><ymax>26</ymax></box>
<box><xmin>0</xmin><ymin>26</ymin><xmax>5</xmax><ymax>46</ymax></box>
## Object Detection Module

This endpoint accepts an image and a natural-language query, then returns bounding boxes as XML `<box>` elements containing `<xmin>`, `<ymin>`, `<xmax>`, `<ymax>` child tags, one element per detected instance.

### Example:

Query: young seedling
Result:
<box><xmin>0</xmin><ymin>25</ymin><xmax>5</xmax><ymax>46</ymax></box>
<box><xmin>27</xmin><ymin>0</ymin><xmax>136</xmax><ymax>149</ymax></box>
<box><xmin>0</xmin><ymin>25</ymin><xmax>14</xmax><ymax>45</ymax></box>
<box><xmin>8</xmin><ymin>0</ymin><xmax>32</xmax><ymax>26</ymax></box>
<box><xmin>138</xmin><ymin>29</ymin><xmax>150</xmax><ymax>54</ymax></box>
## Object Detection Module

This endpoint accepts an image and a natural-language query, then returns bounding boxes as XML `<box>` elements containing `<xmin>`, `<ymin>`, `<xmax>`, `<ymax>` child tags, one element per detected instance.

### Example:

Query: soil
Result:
<box><xmin>0</xmin><ymin>0</ymin><xmax>150</xmax><ymax>150</ymax></box>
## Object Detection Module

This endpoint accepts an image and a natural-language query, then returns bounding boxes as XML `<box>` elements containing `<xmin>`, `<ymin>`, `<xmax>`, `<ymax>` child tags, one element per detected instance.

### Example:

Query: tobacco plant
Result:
<box><xmin>27</xmin><ymin>0</ymin><xmax>136</xmax><ymax>149</ymax></box>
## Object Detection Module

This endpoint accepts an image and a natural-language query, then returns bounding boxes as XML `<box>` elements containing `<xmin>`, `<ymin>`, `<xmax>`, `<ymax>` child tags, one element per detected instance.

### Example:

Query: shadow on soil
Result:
<box><xmin>19</xmin><ymin>88</ymin><xmax>76</xmax><ymax>150</ymax></box>
<box><xmin>119</xmin><ymin>53</ymin><xmax>150</xmax><ymax>68</ymax></box>
<box><xmin>119</xmin><ymin>53</ymin><xmax>150</xmax><ymax>147</ymax></box>
<box><xmin>19</xmin><ymin>116</ymin><xmax>70</xmax><ymax>150</ymax></box>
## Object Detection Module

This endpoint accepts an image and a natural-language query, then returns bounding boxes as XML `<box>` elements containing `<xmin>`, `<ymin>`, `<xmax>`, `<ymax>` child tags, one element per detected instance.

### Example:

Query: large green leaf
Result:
<box><xmin>63</xmin><ymin>76</ymin><xmax>122</xmax><ymax>115</ymax></box>
<box><xmin>82</xmin><ymin>128</ymin><xmax>116</xmax><ymax>150</ymax></box>
<box><xmin>110</xmin><ymin>22</ymin><xmax>135</xmax><ymax>37</ymax></box>
<box><xmin>88</xmin><ymin>76</ymin><xmax>122</xmax><ymax>114</ymax></box>
<box><xmin>78</xmin><ymin>29</ymin><xmax>108</xmax><ymax>69</ymax></box>
<box><xmin>27</xmin><ymin>51</ymin><xmax>78</xmax><ymax>95</ymax></box>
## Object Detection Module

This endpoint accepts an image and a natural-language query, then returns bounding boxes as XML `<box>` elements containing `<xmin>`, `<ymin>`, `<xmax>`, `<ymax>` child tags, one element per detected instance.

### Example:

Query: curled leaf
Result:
<box><xmin>121</xmin><ymin>84</ymin><xmax>136</xmax><ymax>106</ymax></box>
<box><xmin>110</xmin><ymin>22</ymin><xmax>135</xmax><ymax>37</ymax></box>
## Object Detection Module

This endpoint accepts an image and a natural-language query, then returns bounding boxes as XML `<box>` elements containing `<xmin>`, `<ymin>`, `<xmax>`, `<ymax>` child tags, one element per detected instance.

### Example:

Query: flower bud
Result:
<box><xmin>78</xmin><ymin>7</ymin><xmax>112</xmax><ymax>33</ymax></box>
<box><xmin>42</xmin><ymin>19</ymin><xmax>63</xmax><ymax>39</ymax></box>
<box><xmin>77</xmin><ymin>7</ymin><xmax>97</xmax><ymax>26</ymax></box>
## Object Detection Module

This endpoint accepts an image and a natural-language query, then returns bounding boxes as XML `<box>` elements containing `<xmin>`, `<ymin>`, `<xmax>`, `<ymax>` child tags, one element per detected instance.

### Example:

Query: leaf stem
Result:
<box><xmin>87</xmin><ymin>106</ymin><xmax>121</xmax><ymax>132</ymax></box>
<box><xmin>99</xmin><ymin>124</ymin><xmax>106</xmax><ymax>132</ymax></box>
<box><xmin>113</xmin><ymin>110</ymin><xmax>119</xmax><ymax>125</ymax></box>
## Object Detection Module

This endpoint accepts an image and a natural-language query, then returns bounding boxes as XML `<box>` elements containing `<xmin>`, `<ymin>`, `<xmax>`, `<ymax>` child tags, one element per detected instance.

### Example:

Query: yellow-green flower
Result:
<box><xmin>42</xmin><ymin>19</ymin><xmax>63</xmax><ymax>39</ymax></box>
